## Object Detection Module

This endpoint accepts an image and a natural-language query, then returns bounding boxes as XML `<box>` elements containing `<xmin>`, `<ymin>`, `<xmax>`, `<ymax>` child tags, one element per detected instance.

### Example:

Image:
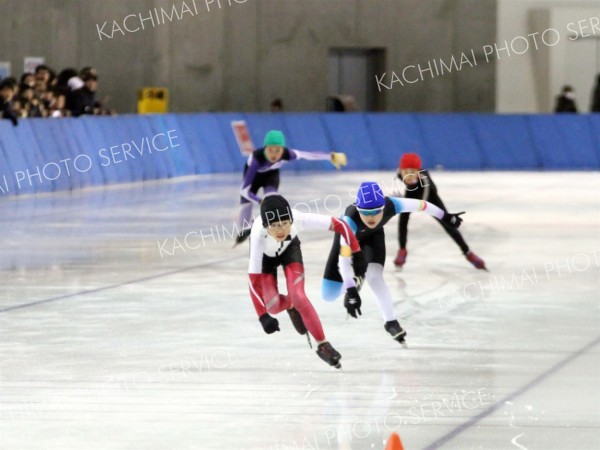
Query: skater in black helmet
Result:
<box><xmin>235</xmin><ymin>130</ymin><xmax>347</xmax><ymax>245</ymax></box>
<box><xmin>322</xmin><ymin>181</ymin><xmax>464</xmax><ymax>345</ymax></box>
<box><xmin>393</xmin><ymin>153</ymin><xmax>486</xmax><ymax>270</ymax></box>
<box><xmin>248</xmin><ymin>195</ymin><xmax>365</xmax><ymax>368</ymax></box>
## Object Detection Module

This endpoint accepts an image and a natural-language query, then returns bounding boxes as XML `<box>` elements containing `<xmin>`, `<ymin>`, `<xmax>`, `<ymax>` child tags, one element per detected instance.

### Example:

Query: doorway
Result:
<box><xmin>328</xmin><ymin>48</ymin><xmax>386</xmax><ymax>111</ymax></box>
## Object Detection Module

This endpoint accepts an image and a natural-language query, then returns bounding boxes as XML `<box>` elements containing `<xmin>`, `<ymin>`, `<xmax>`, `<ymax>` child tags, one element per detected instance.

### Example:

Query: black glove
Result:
<box><xmin>259</xmin><ymin>313</ymin><xmax>280</xmax><ymax>334</ymax></box>
<box><xmin>352</xmin><ymin>250</ymin><xmax>367</xmax><ymax>279</ymax></box>
<box><xmin>344</xmin><ymin>287</ymin><xmax>362</xmax><ymax>319</ymax></box>
<box><xmin>442</xmin><ymin>211</ymin><xmax>465</xmax><ymax>228</ymax></box>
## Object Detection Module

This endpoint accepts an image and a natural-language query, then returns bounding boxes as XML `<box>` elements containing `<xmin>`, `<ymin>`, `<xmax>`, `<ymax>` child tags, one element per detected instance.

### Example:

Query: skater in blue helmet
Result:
<box><xmin>322</xmin><ymin>181</ymin><xmax>464</xmax><ymax>345</ymax></box>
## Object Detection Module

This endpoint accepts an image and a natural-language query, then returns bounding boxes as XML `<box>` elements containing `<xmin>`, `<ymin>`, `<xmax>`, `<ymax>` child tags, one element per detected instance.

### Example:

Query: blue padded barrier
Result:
<box><xmin>1</xmin><ymin>112</ymin><xmax>598</xmax><ymax>198</ymax></box>
<box><xmin>469</xmin><ymin>115</ymin><xmax>540</xmax><ymax>170</ymax></box>
<box><xmin>283</xmin><ymin>113</ymin><xmax>336</xmax><ymax>173</ymax></box>
<box><xmin>0</xmin><ymin>133</ymin><xmax>16</xmax><ymax>194</ymax></box>
<box><xmin>131</xmin><ymin>114</ymin><xmax>172</xmax><ymax>180</ymax></box>
<box><xmin>320</xmin><ymin>113</ymin><xmax>381</xmax><ymax>170</ymax></box>
<box><xmin>177</xmin><ymin>114</ymin><xmax>239</xmax><ymax>174</ymax></box>
<box><xmin>150</xmin><ymin>114</ymin><xmax>196</xmax><ymax>178</ymax></box>
<box><xmin>589</xmin><ymin>115</ymin><xmax>600</xmax><ymax>161</ymax></box>
<box><xmin>62</xmin><ymin>118</ymin><xmax>106</xmax><ymax>189</ymax></box>
<box><xmin>365</xmin><ymin>114</ymin><xmax>428</xmax><ymax>170</ymax></box>
<box><xmin>156</xmin><ymin>114</ymin><xmax>210</xmax><ymax>174</ymax></box>
<box><xmin>146</xmin><ymin>115</ymin><xmax>181</xmax><ymax>179</ymax></box>
<box><xmin>28</xmin><ymin>119</ymin><xmax>77</xmax><ymax>192</ymax></box>
<box><xmin>50</xmin><ymin>118</ymin><xmax>93</xmax><ymax>190</ymax></box>
<box><xmin>82</xmin><ymin>117</ymin><xmax>132</xmax><ymax>185</ymax></box>
<box><xmin>103</xmin><ymin>114</ymin><xmax>166</xmax><ymax>182</ymax></box>
<box><xmin>528</xmin><ymin>115</ymin><xmax>600</xmax><ymax>170</ymax></box>
<box><xmin>12</xmin><ymin>119</ymin><xmax>53</xmax><ymax>194</ymax></box>
<box><xmin>0</xmin><ymin>121</ymin><xmax>30</xmax><ymax>195</ymax></box>
<box><xmin>109</xmin><ymin>115</ymin><xmax>146</xmax><ymax>183</ymax></box>
<box><xmin>416</xmin><ymin>114</ymin><xmax>484</xmax><ymax>170</ymax></box>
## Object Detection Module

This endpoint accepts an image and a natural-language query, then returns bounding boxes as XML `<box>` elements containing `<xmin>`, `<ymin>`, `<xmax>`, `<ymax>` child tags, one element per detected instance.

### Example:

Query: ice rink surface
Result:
<box><xmin>1</xmin><ymin>171</ymin><xmax>599</xmax><ymax>450</ymax></box>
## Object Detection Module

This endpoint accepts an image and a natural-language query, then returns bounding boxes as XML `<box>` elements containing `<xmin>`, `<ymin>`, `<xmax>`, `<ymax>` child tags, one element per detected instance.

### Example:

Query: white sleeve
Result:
<box><xmin>290</xmin><ymin>149</ymin><xmax>331</xmax><ymax>161</ymax></box>
<box><xmin>293</xmin><ymin>211</ymin><xmax>332</xmax><ymax>232</ymax></box>
<box><xmin>293</xmin><ymin>211</ymin><xmax>356</xmax><ymax>288</ymax></box>
<box><xmin>338</xmin><ymin>255</ymin><xmax>356</xmax><ymax>289</ymax></box>
<box><xmin>247</xmin><ymin>220</ymin><xmax>265</xmax><ymax>274</ymax></box>
<box><xmin>390</xmin><ymin>197</ymin><xmax>445</xmax><ymax>219</ymax></box>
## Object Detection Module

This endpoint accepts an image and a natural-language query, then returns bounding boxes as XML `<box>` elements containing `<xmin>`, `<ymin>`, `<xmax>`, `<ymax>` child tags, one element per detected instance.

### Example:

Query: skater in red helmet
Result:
<box><xmin>235</xmin><ymin>130</ymin><xmax>347</xmax><ymax>245</ymax></box>
<box><xmin>248</xmin><ymin>195</ymin><xmax>365</xmax><ymax>369</ymax></box>
<box><xmin>394</xmin><ymin>153</ymin><xmax>486</xmax><ymax>270</ymax></box>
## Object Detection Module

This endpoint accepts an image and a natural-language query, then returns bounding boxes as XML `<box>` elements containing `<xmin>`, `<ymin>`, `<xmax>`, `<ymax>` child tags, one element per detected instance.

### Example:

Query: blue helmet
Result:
<box><xmin>355</xmin><ymin>181</ymin><xmax>386</xmax><ymax>209</ymax></box>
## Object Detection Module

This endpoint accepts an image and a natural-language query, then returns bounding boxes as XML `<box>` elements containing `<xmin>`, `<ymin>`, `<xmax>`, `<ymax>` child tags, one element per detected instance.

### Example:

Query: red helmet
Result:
<box><xmin>399</xmin><ymin>153</ymin><xmax>422</xmax><ymax>170</ymax></box>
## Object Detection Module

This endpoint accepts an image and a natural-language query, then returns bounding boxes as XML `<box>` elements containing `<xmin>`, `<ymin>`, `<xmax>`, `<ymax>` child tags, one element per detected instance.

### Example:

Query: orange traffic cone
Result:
<box><xmin>384</xmin><ymin>432</ymin><xmax>405</xmax><ymax>450</ymax></box>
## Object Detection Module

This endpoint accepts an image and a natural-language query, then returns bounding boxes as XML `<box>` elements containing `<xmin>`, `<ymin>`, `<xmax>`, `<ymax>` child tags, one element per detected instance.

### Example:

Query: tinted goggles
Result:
<box><xmin>356</xmin><ymin>206</ymin><xmax>385</xmax><ymax>216</ymax></box>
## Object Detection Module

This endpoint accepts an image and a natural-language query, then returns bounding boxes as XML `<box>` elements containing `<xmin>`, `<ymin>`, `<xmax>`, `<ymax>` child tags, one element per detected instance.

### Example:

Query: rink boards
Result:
<box><xmin>1</xmin><ymin>113</ymin><xmax>599</xmax><ymax>197</ymax></box>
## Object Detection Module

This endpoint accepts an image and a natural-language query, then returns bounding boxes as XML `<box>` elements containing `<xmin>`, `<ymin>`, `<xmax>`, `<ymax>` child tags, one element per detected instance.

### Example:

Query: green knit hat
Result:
<box><xmin>263</xmin><ymin>130</ymin><xmax>286</xmax><ymax>147</ymax></box>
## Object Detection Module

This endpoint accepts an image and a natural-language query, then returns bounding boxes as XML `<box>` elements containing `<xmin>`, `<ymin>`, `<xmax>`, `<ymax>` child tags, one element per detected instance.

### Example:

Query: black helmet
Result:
<box><xmin>260</xmin><ymin>195</ymin><xmax>293</xmax><ymax>228</ymax></box>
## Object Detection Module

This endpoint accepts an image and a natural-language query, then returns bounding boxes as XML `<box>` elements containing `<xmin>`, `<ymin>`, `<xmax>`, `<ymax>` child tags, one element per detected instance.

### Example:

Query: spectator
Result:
<box><xmin>17</xmin><ymin>85</ymin><xmax>44</xmax><ymax>117</ymax></box>
<box><xmin>2</xmin><ymin>64</ymin><xmax>115</xmax><ymax>120</ymax></box>
<box><xmin>0</xmin><ymin>78</ymin><xmax>19</xmax><ymax>126</ymax></box>
<box><xmin>49</xmin><ymin>90</ymin><xmax>70</xmax><ymax>118</ymax></box>
<box><xmin>56</xmin><ymin>68</ymin><xmax>79</xmax><ymax>91</ymax></box>
<box><xmin>79</xmin><ymin>66</ymin><xmax>97</xmax><ymax>79</ymax></box>
<box><xmin>12</xmin><ymin>99</ymin><xmax>26</xmax><ymax>118</ymax></box>
<box><xmin>69</xmin><ymin>73</ymin><xmax>98</xmax><ymax>117</ymax></box>
<box><xmin>554</xmin><ymin>85</ymin><xmax>578</xmax><ymax>113</ymax></box>
<box><xmin>270</xmin><ymin>98</ymin><xmax>283</xmax><ymax>112</ymax></box>
<box><xmin>35</xmin><ymin>64</ymin><xmax>54</xmax><ymax>86</ymax></box>
<box><xmin>592</xmin><ymin>74</ymin><xmax>600</xmax><ymax>113</ymax></box>
<box><xmin>20</xmin><ymin>72</ymin><xmax>35</xmax><ymax>89</ymax></box>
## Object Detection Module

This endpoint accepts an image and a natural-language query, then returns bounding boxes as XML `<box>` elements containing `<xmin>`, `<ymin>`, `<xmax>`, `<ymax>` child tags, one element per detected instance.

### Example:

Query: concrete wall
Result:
<box><xmin>0</xmin><ymin>0</ymin><xmax>496</xmax><ymax>113</ymax></box>
<box><xmin>497</xmin><ymin>0</ymin><xmax>600</xmax><ymax>113</ymax></box>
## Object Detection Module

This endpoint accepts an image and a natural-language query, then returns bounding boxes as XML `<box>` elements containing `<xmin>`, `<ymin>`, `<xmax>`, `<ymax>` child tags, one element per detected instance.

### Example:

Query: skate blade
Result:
<box><xmin>333</xmin><ymin>362</ymin><xmax>342</xmax><ymax>369</ymax></box>
<box><xmin>306</xmin><ymin>334</ymin><xmax>313</xmax><ymax>349</ymax></box>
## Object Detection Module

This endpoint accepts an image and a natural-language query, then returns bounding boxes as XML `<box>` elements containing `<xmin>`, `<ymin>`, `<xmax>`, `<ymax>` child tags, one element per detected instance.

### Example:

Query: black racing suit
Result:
<box><xmin>398</xmin><ymin>170</ymin><xmax>469</xmax><ymax>254</ymax></box>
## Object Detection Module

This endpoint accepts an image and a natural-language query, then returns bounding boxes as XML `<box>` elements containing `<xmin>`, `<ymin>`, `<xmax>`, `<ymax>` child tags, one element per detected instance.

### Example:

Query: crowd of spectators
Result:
<box><xmin>0</xmin><ymin>65</ymin><xmax>115</xmax><ymax>126</ymax></box>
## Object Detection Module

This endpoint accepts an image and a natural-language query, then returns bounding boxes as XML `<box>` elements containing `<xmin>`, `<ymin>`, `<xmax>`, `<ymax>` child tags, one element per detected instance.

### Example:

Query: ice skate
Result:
<box><xmin>465</xmin><ymin>250</ymin><xmax>487</xmax><ymax>271</ymax></box>
<box><xmin>233</xmin><ymin>228</ymin><xmax>251</xmax><ymax>247</ymax></box>
<box><xmin>384</xmin><ymin>320</ymin><xmax>407</xmax><ymax>347</ymax></box>
<box><xmin>316</xmin><ymin>342</ymin><xmax>342</xmax><ymax>369</ymax></box>
<box><xmin>394</xmin><ymin>249</ymin><xmax>407</xmax><ymax>267</ymax></box>
<box><xmin>287</xmin><ymin>307</ymin><xmax>307</xmax><ymax>335</ymax></box>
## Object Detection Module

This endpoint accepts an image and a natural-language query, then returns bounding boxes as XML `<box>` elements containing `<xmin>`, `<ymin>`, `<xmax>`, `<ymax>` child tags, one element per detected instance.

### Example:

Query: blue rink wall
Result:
<box><xmin>1</xmin><ymin>113</ymin><xmax>599</xmax><ymax>196</ymax></box>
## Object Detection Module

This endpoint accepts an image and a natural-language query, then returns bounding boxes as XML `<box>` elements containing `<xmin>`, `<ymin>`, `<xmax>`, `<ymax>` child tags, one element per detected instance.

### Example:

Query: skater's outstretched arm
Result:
<box><xmin>389</xmin><ymin>197</ymin><xmax>464</xmax><ymax>228</ymax></box>
<box><xmin>293</xmin><ymin>211</ymin><xmax>359</xmax><ymax>251</ymax></box>
<box><xmin>289</xmin><ymin>149</ymin><xmax>347</xmax><ymax>170</ymax></box>
<box><xmin>323</xmin><ymin>215</ymin><xmax>364</xmax><ymax>318</ymax></box>
<box><xmin>295</xmin><ymin>211</ymin><xmax>366</xmax><ymax>279</ymax></box>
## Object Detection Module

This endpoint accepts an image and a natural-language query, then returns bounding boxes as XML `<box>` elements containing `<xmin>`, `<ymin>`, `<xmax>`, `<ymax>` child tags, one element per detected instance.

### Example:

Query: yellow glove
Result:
<box><xmin>330</xmin><ymin>152</ymin><xmax>347</xmax><ymax>170</ymax></box>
